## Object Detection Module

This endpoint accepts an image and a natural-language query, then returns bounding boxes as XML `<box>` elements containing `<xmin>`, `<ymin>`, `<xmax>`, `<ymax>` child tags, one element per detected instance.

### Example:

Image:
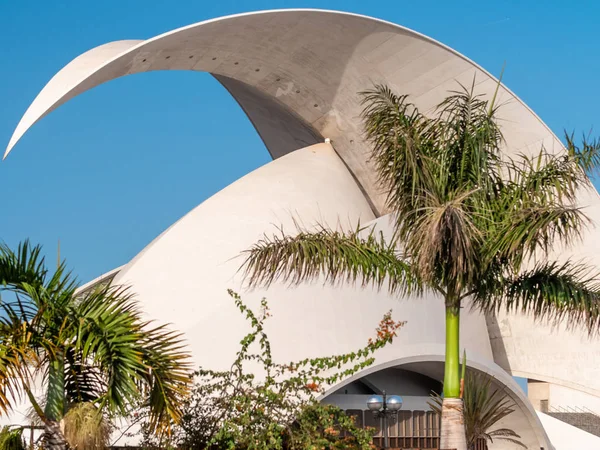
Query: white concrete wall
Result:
<box><xmin>114</xmin><ymin>142</ymin><xmax>378</xmax><ymax>369</ymax></box>
<box><xmin>528</xmin><ymin>380</ymin><xmax>550</xmax><ymax>411</ymax></box>
<box><xmin>549</xmin><ymin>384</ymin><xmax>600</xmax><ymax>414</ymax></box>
<box><xmin>527</xmin><ymin>379</ymin><xmax>600</xmax><ymax>415</ymax></box>
<box><xmin>489</xmin><ymin>187</ymin><xmax>600</xmax><ymax>401</ymax></box>
<box><xmin>537</xmin><ymin>411</ymin><xmax>600</xmax><ymax>450</ymax></box>
<box><xmin>113</xmin><ymin>141</ymin><xmax>495</xmax><ymax>373</ymax></box>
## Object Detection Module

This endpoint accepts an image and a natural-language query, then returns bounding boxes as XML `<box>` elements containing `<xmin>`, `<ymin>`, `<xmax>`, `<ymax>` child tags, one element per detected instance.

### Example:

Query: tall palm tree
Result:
<box><xmin>241</xmin><ymin>82</ymin><xmax>600</xmax><ymax>450</ymax></box>
<box><xmin>0</xmin><ymin>241</ymin><xmax>191</xmax><ymax>450</ymax></box>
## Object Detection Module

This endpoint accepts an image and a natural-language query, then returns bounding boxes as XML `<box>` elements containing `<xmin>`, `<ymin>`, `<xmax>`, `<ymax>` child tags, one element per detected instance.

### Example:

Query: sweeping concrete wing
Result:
<box><xmin>5</xmin><ymin>9</ymin><xmax>566</xmax><ymax>215</ymax></box>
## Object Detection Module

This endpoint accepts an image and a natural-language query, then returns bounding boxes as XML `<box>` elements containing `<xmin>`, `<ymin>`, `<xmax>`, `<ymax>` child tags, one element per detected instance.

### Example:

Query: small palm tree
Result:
<box><xmin>430</xmin><ymin>372</ymin><xmax>526</xmax><ymax>449</ymax></box>
<box><xmin>0</xmin><ymin>426</ymin><xmax>26</xmax><ymax>450</ymax></box>
<box><xmin>0</xmin><ymin>241</ymin><xmax>191</xmax><ymax>450</ymax></box>
<box><xmin>27</xmin><ymin>401</ymin><xmax>112</xmax><ymax>450</ymax></box>
<box><xmin>242</xmin><ymin>82</ymin><xmax>600</xmax><ymax>449</ymax></box>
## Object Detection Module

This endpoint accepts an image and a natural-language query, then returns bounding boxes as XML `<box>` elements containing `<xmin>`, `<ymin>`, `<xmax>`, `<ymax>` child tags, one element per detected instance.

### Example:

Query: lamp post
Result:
<box><xmin>367</xmin><ymin>391</ymin><xmax>403</xmax><ymax>449</ymax></box>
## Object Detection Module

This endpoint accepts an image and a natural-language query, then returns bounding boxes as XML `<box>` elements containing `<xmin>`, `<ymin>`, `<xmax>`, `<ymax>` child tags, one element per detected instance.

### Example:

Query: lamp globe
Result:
<box><xmin>367</xmin><ymin>395</ymin><xmax>383</xmax><ymax>411</ymax></box>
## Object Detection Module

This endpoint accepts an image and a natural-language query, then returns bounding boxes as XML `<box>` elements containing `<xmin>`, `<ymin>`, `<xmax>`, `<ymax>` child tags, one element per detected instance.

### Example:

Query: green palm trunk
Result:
<box><xmin>440</xmin><ymin>304</ymin><xmax>467</xmax><ymax>450</ymax></box>
<box><xmin>44</xmin><ymin>355</ymin><xmax>69</xmax><ymax>450</ymax></box>
<box><xmin>443</xmin><ymin>305</ymin><xmax>461</xmax><ymax>398</ymax></box>
<box><xmin>45</xmin><ymin>355</ymin><xmax>66</xmax><ymax>421</ymax></box>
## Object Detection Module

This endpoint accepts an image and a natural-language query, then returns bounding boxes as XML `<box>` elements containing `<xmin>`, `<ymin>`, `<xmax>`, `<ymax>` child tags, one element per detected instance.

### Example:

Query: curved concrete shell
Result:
<box><xmin>112</xmin><ymin>143</ymin><xmax>492</xmax><ymax>366</ymax></box>
<box><xmin>111</xmin><ymin>143</ymin><xmax>549</xmax><ymax>449</ymax></box>
<box><xmin>7</xmin><ymin>8</ymin><xmax>600</xmax><ymax>449</ymax></box>
<box><xmin>5</xmin><ymin>9</ymin><xmax>565</xmax><ymax>215</ymax></box>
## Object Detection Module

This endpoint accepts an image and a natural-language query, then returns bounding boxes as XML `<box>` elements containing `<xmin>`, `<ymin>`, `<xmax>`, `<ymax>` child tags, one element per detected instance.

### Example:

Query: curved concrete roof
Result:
<box><xmin>5</xmin><ymin>8</ymin><xmax>564</xmax><ymax>214</ymax></box>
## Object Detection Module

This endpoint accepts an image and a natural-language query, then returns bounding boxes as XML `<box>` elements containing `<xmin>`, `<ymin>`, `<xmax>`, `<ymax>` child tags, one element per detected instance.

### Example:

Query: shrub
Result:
<box><xmin>139</xmin><ymin>290</ymin><xmax>403</xmax><ymax>449</ymax></box>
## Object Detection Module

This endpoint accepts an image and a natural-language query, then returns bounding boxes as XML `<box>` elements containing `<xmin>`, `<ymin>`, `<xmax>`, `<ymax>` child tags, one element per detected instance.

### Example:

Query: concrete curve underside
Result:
<box><xmin>323</xmin><ymin>353</ymin><xmax>550</xmax><ymax>449</ymax></box>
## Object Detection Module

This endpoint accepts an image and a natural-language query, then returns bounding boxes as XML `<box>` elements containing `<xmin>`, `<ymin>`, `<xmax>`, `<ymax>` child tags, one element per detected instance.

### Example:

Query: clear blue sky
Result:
<box><xmin>1</xmin><ymin>0</ymin><xmax>599</xmax><ymax>285</ymax></box>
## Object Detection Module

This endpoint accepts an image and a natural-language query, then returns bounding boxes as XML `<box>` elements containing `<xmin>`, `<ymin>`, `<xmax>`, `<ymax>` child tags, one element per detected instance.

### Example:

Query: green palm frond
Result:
<box><xmin>0</xmin><ymin>426</ymin><xmax>26</xmax><ymax>450</ymax></box>
<box><xmin>565</xmin><ymin>132</ymin><xmax>600</xmax><ymax>175</ymax></box>
<box><xmin>74</xmin><ymin>283</ymin><xmax>191</xmax><ymax>431</ymax></box>
<box><xmin>242</xmin><ymin>224</ymin><xmax>422</xmax><ymax>296</ymax></box>
<box><xmin>0</xmin><ymin>343</ymin><xmax>35</xmax><ymax>415</ymax></box>
<box><xmin>435</xmin><ymin>82</ymin><xmax>504</xmax><ymax>188</ymax></box>
<box><xmin>505</xmin><ymin>149</ymin><xmax>587</xmax><ymax>203</ymax></box>
<box><xmin>473</xmin><ymin>260</ymin><xmax>600</xmax><ymax>331</ymax></box>
<box><xmin>138</xmin><ymin>324</ymin><xmax>192</xmax><ymax>433</ymax></box>
<box><xmin>0</xmin><ymin>241</ymin><xmax>192</xmax><ymax>439</ymax></box>
<box><xmin>0</xmin><ymin>241</ymin><xmax>47</xmax><ymax>290</ymax></box>
<box><xmin>486</xmin><ymin>428</ymin><xmax>526</xmax><ymax>446</ymax></box>
<box><xmin>486</xmin><ymin>203</ymin><xmax>587</xmax><ymax>270</ymax></box>
<box><xmin>360</xmin><ymin>85</ymin><xmax>436</xmax><ymax>226</ymax></box>
<box><xmin>74</xmin><ymin>285</ymin><xmax>155</xmax><ymax>413</ymax></box>
<box><xmin>482</xmin><ymin>147</ymin><xmax>594</xmax><ymax>269</ymax></box>
<box><xmin>64</xmin><ymin>348</ymin><xmax>105</xmax><ymax>405</ymax></box>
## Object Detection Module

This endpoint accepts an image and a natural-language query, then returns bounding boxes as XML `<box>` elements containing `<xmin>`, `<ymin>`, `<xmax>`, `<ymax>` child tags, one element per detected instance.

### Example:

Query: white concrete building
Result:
<box><xmin>7</xmin><ymin>9</ymin><xmax>600</xmax><ymax>450</ymax></box>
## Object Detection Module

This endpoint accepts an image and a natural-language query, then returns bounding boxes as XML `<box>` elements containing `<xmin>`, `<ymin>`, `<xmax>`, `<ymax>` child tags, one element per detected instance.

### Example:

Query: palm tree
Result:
<box><xmin>0</xmin><ymin>426</ymin><xmax>26</xmax><ymax>450</ymax></box>
<box><xmin>241</xmin><ymin>81</ymin><xmax>600</xmax><ymax>449</ymax></box>
<box><xmin>430</xmin><ymin>372</ymin><xmax>526</xmax><ymax>449</ymax></box>
<box><xmin>0</xmin><ymin>241</ymin><xmax>191</xmax><ymax>450</ymax></box>
<box><xmin>27</xmin><ymin>401</ymin><xmax>113</xmax><ymax>450</ymax></box>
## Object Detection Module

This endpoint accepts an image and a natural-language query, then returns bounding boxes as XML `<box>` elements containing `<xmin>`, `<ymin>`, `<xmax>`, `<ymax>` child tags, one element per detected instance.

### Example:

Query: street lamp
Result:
<box><xmin>367</xmin><ymin>391</ymin><xmax>403</xmax><ymax>449</ymax></box>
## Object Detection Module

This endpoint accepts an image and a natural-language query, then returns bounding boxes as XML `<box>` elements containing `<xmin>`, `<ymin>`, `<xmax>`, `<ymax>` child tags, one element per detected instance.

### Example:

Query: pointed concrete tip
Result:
<box><xmin>4</xmin><ymin>135</ymin><xmax>19</xmax><ymax>160</ymax></box>
<box><xmin>2</xmin><ymin>39</ymin><xmax>144</xmax><ymax>163</ymax></box>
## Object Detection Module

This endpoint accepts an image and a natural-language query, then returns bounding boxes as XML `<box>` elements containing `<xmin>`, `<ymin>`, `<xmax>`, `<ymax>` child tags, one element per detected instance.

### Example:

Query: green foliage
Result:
<box><xmin>0</xmin><ymin>241</ymin><xmax>192</xmax><ymax>441</ymax></box>
<box><xmin>140</xmin><ymin>290</ymin><xmax>402</xmax><ymax>449</ymax></box>
<box><xmin>429</xmin><ymin>372</ymin><xmax>526</xmax><ymax>448</ymax></box>
<box><xmin>284</xmin><ymin>404</ymin><xmax>374</xmax><ymax>450</ymax></box>
<box><xmin>244</xmin><ymin>223</ymin><xmax>422</xmax><ymax>298</ymax></box>
<box><xmin>0</xmin><ymin>427</ymin><xmax>25</xmax><ymax>450</ymax></box>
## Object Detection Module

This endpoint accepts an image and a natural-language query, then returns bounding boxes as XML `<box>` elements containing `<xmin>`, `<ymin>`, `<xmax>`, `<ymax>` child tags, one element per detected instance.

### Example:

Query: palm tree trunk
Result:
<box><xmin>43</xmin><ymin>421</ymin><xmax>69</xmax><ymax>450</ymax></box>
<box><xmin>43</xmin><ymin>355</ymin><xmax>69</xmax><ymax>450</ymax></box>
<box><xmin>440</xmin><ymin>305</ymin><xmax>467</xmax><ymax>450</ymax></box>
